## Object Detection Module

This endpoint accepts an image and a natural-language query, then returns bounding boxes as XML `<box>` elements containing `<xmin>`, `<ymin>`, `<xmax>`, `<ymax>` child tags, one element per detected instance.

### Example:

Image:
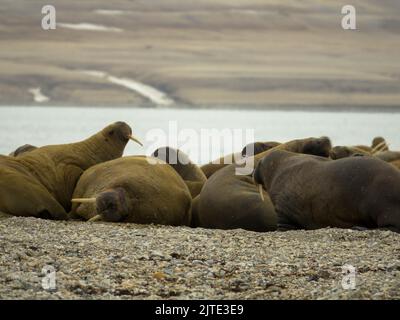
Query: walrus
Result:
<box><xmin>70</xmin><ymin>156</ymin><xmax>192</xmax><ymax>226</ymax></box>
<box><xmin>0</xmin><ymin>122</ymin><xmax>141</xmax><ymax>219</ymax></box>
<box><xmin>354</xmin><ymin>136</ymin><xmax>388</xmax><ymax>153</ymax></box>
<box><xmin>9</xmin><ymin>144</ymin><xmax>37</xmax><ymax>157</ymax></box>
<box><xmin>253</xmin><ymin>150</ymin><xmax>400</xmax><ymax>232</ymax></box>
<box><xmin>329</xmin><ymin>137</ymin><xmax>389</xmax><ymax>160</ymax></box>
<box><xmin>200</xmin><ymin>141</ymin><xmax>281</xmax><ymax>178</ymax></box>
<box><xmin>194</xmin><ymin>137</ymin><xmax>332</xmax><ymax>232</ymax></box>
<box><xmin>151</xmin><ymin>146</ymin><xmax>207</xmax><ymax>197</ymax></box>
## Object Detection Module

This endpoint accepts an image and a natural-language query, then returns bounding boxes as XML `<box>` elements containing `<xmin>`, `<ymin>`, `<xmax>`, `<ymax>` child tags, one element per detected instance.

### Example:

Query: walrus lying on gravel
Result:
<box><xmin>152</xmin><ymin>147</ymin><xmax>206</xmax><ymax>198</ymax></box>
<box><xmin>9</xmin><ymin>144</ymin><xmax>37</xmax><ymax>157</ymax></box>
<box><xmin>70</xmin><ymin>156</ymin><xmax>192</xmax><ymax>226</ymax></box>
<box><xmin>254</xmin><ymin>150</ymin><xmax>400</xmax><ymax>232</ymax></box>
<box><xmin>200</xmin><ymin>141</ymin><xmax>280</xmax><ymax>178</ymax></box>
<box><xmin>0</xmin><ymin>122</ymin><xmax>141</xmax><ymax>219</ymax></box>
<box><xmin>194</xmin><ymin>137</ymin><xmax>332</xmax><ymax>232</ymax></box>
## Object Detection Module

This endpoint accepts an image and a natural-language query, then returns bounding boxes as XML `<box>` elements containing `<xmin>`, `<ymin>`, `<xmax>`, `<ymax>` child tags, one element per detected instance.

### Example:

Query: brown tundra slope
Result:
<box><xmin>0</xmin><ymin>0</ymin><xmax>400</xmax><ymax>109</ymax></box>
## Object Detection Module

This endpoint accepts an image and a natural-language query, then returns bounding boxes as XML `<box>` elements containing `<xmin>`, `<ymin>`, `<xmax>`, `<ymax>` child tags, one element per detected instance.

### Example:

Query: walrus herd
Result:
<box><xmin>1</xmin><ymin>122</ymin><xmax>399</xmax><ymax>233</ymax></box>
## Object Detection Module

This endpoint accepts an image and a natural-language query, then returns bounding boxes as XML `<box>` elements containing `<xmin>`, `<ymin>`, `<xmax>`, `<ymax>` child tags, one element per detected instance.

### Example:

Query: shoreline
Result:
<box><xmin>2</xmin><ymin>104</ymin><xmax>400</xmax><ymax>113</ymax></box>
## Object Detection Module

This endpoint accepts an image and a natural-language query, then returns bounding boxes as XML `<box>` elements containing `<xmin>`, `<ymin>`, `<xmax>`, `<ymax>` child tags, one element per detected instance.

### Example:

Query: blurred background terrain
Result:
<box><xmin>0</xmin><ymin>0</ymin><xmax>399</xmax><ymax>110</ymax></box>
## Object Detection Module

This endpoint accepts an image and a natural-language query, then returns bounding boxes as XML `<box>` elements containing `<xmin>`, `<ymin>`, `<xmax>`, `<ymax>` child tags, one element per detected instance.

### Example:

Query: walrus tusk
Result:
<box><xmin>129</xmin><ymin>135</ymin><xmax>143</xmax><ymax>146</ymax></box>
<box><xmin>258</xmin><ymin>184</ymin><xmax>265</xmax><ymax>202</ymax></box>
<box><xmin>88</xmin><ymin>214</ymin><xmax>102</xmax><ymax>222</ymax></box>
<box><xmin>71</xmin><ymin>198</ymin><xmax>97</xmax><ymax>203</ymax></box>
<box><xmin>371</xmin><ymin>141</ymin><xmax>388</xmax><ymax>154</ymax></box>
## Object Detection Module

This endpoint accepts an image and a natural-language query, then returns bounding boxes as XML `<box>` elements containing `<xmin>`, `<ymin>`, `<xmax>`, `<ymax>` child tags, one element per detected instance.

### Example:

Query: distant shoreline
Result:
<box><xmin>2</xmin><ymin>104</ymin><xmax>400</xmax><ymax>113</ymax></box>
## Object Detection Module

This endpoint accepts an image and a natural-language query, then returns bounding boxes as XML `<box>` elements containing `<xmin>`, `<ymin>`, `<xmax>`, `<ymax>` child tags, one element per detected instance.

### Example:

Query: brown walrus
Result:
<box><xmin>9</xmin><ymin>144</ymin><xmax>37</xmax><ymax>157</ymax></box>
<box><xmin>0</xmin><ymin>122</ymin><xmax>141</xmax><ymax>219</ymax></box>
<box><xmin>151</xmin><ymin>146</ymin><xmax>206</xmax><ymax>198</ymax></box>
<box><xmin>194</xmin><ymin>137</ymin><xmax>332</xmax><ymax>232</ymax></box>
<box><xmin>70</xmin><ymin>156</ymin><xmax>192</xmax><ymax>226</ymax></box>
<box><xmin>254</xmin><ymin>150</ymin><xmax>400</xmax><ymax>232</ymax></box>
<box><xmin>330</xmin><ymin>137</ymin><xmax>389</xmax><ymax>160</ymax></box>
<box><xmin>200</xmin><ymin>141</ymin><xmax>280</xmax><ymax>178</ymax></box>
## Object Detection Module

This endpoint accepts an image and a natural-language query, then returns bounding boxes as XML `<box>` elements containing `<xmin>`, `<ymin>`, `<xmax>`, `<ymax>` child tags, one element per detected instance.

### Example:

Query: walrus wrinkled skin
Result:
<box><xmin>195</xmin><ymin>137</ymin><xmax>332</xmax><ymax>232</ymax></box>
<box><xmin>201</xmin><ymin>141</ymin><xmax>281</xmax><ymax>178</ymax></box>
<box><xmin>152</xmin><ymin>147</ymin><xmax>206</xmax><ymax>198</ymax></box>
<box><xmin>0</xmin><ymin>122</ymin><xmax>139</xmax><ymax>219</ymax></box>
<box><xmin>254</xmin><ymin>150</ymin><xmax>400</xmax><ymax>232</ymax></box>
<box><xmin>70</xmin><ymin>156</ymin><xmax>192</xmax><ymax>226</ymax></box>
<box><xmin>9</xmin><ymin>144</ymin><xmax>37</xmax><ymax>157</ymax></box>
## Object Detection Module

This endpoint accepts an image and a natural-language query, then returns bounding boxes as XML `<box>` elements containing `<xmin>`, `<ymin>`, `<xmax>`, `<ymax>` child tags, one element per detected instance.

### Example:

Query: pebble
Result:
<box><xmin>0</xmin><ymin>216</ymin><xmax>399</xmax><ymax>299</ymax></box>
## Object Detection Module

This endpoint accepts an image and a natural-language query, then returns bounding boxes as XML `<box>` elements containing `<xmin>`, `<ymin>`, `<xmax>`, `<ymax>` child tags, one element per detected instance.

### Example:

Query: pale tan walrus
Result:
<box><xmin>0</xmin><ymin>122</ymin><xmax>141</xmax><ymax>219</ymax></box>
<box><xmin>70</xmin><ymin>156</ymin><xmax>192</xmax><ymax>226</ymax></box>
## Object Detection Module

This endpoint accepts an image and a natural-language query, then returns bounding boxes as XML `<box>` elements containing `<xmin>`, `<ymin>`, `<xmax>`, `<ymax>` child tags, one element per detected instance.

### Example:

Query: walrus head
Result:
<box><xmin>72</xmin><ymin>188</ymin><xmax>130</xmax><ymax>222</ymax></box>
<box><xmin>152</xmin><ymin>146</ymin><xmax>191</xmax><ymax>165</ymax></box>
<box><xmin>300</xmin><ymin>136</ymin><xmax>332</xmax><ymax>158</ymax></box>
<box><xmin>241</xmin><ymin>141</ymin><xmax>281</xmax><ymax>158</ymax></box>
<box><xmin>101</xmin><ymin>121</ymin><xmax>142</xmax><ymax>147</ymax></box>
<box><xmin>94</xmin><ymin>188</ymin><xmax>130</xmax><ymax>222</ymax></box>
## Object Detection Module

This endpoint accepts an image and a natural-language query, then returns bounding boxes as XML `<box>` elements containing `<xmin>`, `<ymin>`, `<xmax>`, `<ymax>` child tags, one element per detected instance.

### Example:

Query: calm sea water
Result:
<box><xmin>1</xmin><ymin>106</ymin><xmax>399</xmax><ymax>164</ymax></box>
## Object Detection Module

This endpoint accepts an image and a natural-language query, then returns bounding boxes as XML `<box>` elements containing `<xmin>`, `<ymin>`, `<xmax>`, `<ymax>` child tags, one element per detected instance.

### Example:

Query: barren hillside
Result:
<box><xmin>0</xmin><ymin>0</ymin><xmax>399</xmax><ymax>109</ymax></box>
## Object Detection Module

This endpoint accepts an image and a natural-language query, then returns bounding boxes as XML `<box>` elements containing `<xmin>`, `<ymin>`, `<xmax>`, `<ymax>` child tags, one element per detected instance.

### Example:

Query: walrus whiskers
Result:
<box><xmin>70</xmin><ymin>156</ymin><xmax>192</xmax><ymax>225</ymax></box>
<box><xmin>71</xmin><ymin>198</ymin><xmax>97</xmax><ymax>203</ymax></box>
<box><xmin>129</xmin><ymin>135</ymin><xmax>143</xmax><ymax>146</ymax></box>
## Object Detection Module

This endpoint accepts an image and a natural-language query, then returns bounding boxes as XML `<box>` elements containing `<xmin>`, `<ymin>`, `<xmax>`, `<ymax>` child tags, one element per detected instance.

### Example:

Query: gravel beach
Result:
<box><xmin>0</xmin><ymin>215</ymin><xmax>399</xmax><ymax>300</ymax></box>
